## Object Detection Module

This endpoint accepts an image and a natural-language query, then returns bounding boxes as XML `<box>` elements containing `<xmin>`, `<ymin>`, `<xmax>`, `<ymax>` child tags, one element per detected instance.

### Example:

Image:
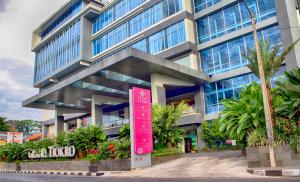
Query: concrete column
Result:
<box><xmin>182</xmin><ymin>0</ymin><xmax>194</xmax><ymax>14</ymax></box>
<box><xmin>64</xmin><ymin>122</ymin><xmax>69</xmax><ymax>133</ymax></box>
<box><xmin>275</xmin><ymin>0</ymin><xmax>300</xmax><ymax>70</ymax></box>
<box><xmin>42</xmin><ymin>125</ymin><xmax>49</xmax><ymax>138</ymax></box>
<box><xmin>151</xmin><ymin>74</ymin><xmax>166</xmax><ymax>106</ymax></box>
<box><xmin>54</xmin><ymin>108</ymin><xmax>64</xmax><ymax>137</ymax></box>
<box><xmin>194</xmin><ymin>87</ymin><xmax>205</xmax><ymax>116</ymax></box>
<box><xmin>91</xmin><ymin>95</ymin><xmax>103</xmax><ymax>126</ymax></box>
<box><xmin>124</xmin><ymin>107</ymin><xmax>130</xmax><ymax>119</ymax></box>
<box><xmin>184</xmin><ymin>19</ymin><xmax>197</xmax><ymax>44</ymax></box>
<box><xmin>77</xmin><ymin>118</ymin><xmax>82</xmax><ymax>129</ymax></box>
<box><xmin>197</xmin><ymin>125</ymin><xmax>206</xmax><ymax>150</ymax></box>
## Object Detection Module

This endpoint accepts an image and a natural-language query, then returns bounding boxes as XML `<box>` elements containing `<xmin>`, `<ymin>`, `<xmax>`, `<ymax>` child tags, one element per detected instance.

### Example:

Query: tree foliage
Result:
<box><xmin>0</xmin><ymin>117</ymin><xmax>9</xmax><ymax>132</ymax></box>
<box><xmin>201</xmin><ymin>120</ymin><xmax>227</xmax><ymax>147</ymax></box>
<box><xmin>118</xmin><ymin>124</ymin><xmax>130</xmax><ymax>141</ymax></box>
<box><xmin>242</xmin><ymin>39</ymin><xmax>300</xmax><ymax>85</ymax></box>
<box><xmin>276</xmin><ymin>68</ymin><xmax>300</xmax><ymax>121</ymax></box>
<box><xmin>14</xmin><ymin>120</ymin><xmax>42</xmax><ymax>136</ymax></box>
<box><xmin>152</xmin><ymin>102</ymin><xmax>188</xmax><ymax>148</ymax></box>
<box><xmin>219</xmin><ymin>83</ymin><xmax>266</xmax><ymax>143</ymax></box>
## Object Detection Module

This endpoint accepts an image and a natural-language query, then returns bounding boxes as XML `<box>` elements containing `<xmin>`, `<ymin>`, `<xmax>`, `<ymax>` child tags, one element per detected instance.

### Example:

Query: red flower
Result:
<box><xmin>107</xmin><ymin>144</ymin><xmax>115</xmax><ymax>151</ymax></box>
<box><xmin>89</xmin><ymin>148</ymin><xmax>99</xmax><ymax>155</ymax></box>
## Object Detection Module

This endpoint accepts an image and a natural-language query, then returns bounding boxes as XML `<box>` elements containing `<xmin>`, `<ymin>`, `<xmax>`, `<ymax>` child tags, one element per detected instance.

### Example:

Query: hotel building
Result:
<box><xmin>23</xmin><ymin>0</ymin><xmax>300</xmax><ymax>150</ymax></box>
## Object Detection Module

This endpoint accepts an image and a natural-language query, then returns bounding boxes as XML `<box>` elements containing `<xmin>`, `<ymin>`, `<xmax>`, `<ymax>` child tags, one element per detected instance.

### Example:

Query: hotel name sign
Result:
<box><xmin>28</xmin><ymin>146</ymin><xmax>76</xmax><ymax>159</ymax></box>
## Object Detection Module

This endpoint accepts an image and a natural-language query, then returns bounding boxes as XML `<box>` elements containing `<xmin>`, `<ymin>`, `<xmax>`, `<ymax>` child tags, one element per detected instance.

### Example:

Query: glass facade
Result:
<box><xmin>131</xmin><ymin>21</ymin><xmax>186</xmax><ymax>54</ymax></box>
<box><xmin>194</xmin><ymin>0</ymin><xmax>222</xmax><ymax>13</ymax></box>
<box><xmin>40</xmin><ymin>0</ymin><xmax>82</xmax><ymax>39</ymax></box>
<box><xmin>204</xmin><ymin>66</ymin><xmax>286</xmax><ymax>114</ymax></box>
<box><xmin>200</xmin><ymin>25</ymin><xmax>281</xmax><ymax>75</ymax></box>
<box><xmin>34</xmin><ymin>19</ymin><xmax>81</xmax><ymax>83</ymax></box>
<box><xmin>196</xmin><ymin>0</ymin><xmax>276</xmax><ymax>43</ymax></box>
<box><xmin>93</xmin><ymin>0</ymin><xmax>145</xmax><ymax>34</ymax></box>
<box><xmin>92</xmin><ymin>0</ymin><xmax>183</xmax><ymax>56</ymax></box>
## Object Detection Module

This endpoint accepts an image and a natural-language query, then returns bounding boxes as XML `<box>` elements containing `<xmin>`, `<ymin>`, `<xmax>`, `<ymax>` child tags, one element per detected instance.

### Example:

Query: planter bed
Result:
<box><xmin>246</xmin><ymin>145</ymin><xmax>300</xmax><ymax>168</ymax></box>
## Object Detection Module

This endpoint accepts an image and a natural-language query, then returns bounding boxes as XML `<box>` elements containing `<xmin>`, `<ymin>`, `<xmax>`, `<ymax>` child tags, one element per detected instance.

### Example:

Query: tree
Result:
<box><xmin>202</xmin><ymin>120</ymin><xmax>227</xmax><ymax>147</ymax></box>
<box><xmin>242</xmin><ymin>39</ymin><xmax>300</xmax><ymax>126</ymax></box>
<box><xmin>152</xmin><ymin>101</ymin><xmax>188</xmax><ymax>148</ymax></box>
<box><xmin>0</xmin><ymin>117</ymin><xmax>9</xmax><ymax>132</ymax></box>
<box><xmin>12</xmin><ymin>120</ymin><xmax>42</xmax><ymax>136</ymax></box>
<box><xmin>275</xmin><ymin>68</ymin><xmax>300</xmax><ymax>121</ymax></box>
<box><xmin>219</xmin><ymin>83</ymin><xmax>266</xmax><ymax>144</ymax></box>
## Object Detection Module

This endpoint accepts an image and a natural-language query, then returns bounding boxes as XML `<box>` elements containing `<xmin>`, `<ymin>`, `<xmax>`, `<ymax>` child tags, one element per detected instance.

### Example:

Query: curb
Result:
<box><xmin>0</xmin><ymin>170</ymin><xmax>104</xmax><ymax>177</ymax></box>
<box><xmin>247</xmin><ymin>169</ymin><xmax>300</xmax><ymax>177</ymax></box>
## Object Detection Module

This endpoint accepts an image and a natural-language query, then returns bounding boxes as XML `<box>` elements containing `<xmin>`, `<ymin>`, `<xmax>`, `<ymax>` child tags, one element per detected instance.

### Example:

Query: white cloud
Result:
<box><xmin>0</xmin><ymin>0</ymin><xmax>68</xmax><ymax>120</ymax></box>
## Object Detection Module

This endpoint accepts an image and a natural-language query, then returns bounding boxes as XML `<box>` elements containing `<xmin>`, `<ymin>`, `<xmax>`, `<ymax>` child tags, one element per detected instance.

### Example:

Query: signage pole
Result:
<box><xmin>129</xmin><ymin>89</ymin><xmax>152</xmax><ymax>169</ymax></box>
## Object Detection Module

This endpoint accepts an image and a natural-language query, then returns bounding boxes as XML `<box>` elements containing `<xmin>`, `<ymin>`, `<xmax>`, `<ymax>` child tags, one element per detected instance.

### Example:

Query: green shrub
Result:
<box><xmin>274</xmin><ymin>118</ymin><xmax>298</xmax><ymax>145</ymax></box>
<box><xmin>247</xmin><ymin>128</ymin><xmax>268</xmax><ymax>147</ymax></box>
<box><xmin>119</xmin><ymin>124</ymin><xmax>130</xmax><ymax>141</ymax></box>
<box><xmin>115</xmin><ymin>139</ymin><xmax>130</xmax><ymax>159</ymax></box>
<box><xmin>202</xmin><ymin>120</ymin><xmax>227</xmax><ymax>148</ymax></box>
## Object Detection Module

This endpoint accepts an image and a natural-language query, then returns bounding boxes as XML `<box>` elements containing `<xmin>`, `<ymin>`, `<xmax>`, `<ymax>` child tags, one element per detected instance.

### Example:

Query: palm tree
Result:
<box><xmin>242</xmin><ymin>38</ymin><xmax>300</xmax><ymax>126</ymax></box>
<box><xmin>152</xmin><ymin>101</ymin><xmax>188</xmax><ymax>148</ymax></box>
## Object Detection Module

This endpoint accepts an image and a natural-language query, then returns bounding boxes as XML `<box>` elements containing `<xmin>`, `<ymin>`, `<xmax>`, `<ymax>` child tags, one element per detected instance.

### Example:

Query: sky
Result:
<box><xmin>0</xmin><ymin>0</ymin><xmax>68</xmax><ymax>121</ymax></box>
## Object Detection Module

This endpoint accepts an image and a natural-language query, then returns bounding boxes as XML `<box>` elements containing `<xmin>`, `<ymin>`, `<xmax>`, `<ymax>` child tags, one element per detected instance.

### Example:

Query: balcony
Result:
<box><xmin>179</xmin><ymin>105</ymin><xmax>203</xmax><ymax>126</ymax></box>
<box><xmin>104</xmin><ymin>118</ymin><xmax>129</xmax><ymax>128</ymax></box>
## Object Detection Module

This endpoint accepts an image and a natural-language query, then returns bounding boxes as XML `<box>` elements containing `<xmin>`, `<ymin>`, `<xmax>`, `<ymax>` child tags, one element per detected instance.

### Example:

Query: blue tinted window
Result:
<box><xmin>40</xmin><ymin>0</ymin><xmax>82</xmax><ymax>39</ymax></box>
<box><xmin>92</xmin><ymin>21</ymin><xmax>186</xmax><ymax>64</ymax></box>
<box><xmin>35</xmin><ymin>19</ymin><xmax>81</xmax><ymax>83</ymax></box>
<box><xmin>93</xmin><ymin>0</ymin><xmax>145</xmax><ymax>34</ymax></box>
<box><xmin>204</xmin><ymin>66</ymin><xmax>286</xmax><ymax>114</ymax></box>
<box><xmin>92</xmin><ymin>0</ymin><xmax>183</xmax><ymax>56</ymax></box>
<box><xmin>194</xmin><ymin>0</ymin><xmax>221</xmax><ymax>12</ymax></box>
<box><xmin>196</xmin><ymin>0</ymin><xmax>276</xmax><ymax>43</ymax></box>
<box><xmin>200</xmin><ymin>25</ymin><xmax>281</xmax><ymax>75</ymax></box>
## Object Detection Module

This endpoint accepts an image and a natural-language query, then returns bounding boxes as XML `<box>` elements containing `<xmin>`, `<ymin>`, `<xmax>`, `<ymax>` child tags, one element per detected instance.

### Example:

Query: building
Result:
<box><xmin>23</xmin><ymin>0</ymin><xmax>300</xmax><ymax>151</ymax></box>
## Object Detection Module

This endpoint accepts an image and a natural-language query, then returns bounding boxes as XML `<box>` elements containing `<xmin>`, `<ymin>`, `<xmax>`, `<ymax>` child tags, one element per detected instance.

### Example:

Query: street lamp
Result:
<box><xmin>242</xmin><ymin>0</ymin><xmax>276</xmax><ymax>167</ymax></box>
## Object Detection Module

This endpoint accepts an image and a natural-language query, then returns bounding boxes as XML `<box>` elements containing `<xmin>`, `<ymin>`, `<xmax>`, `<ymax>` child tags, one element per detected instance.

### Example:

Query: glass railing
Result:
<box><xmin>181</xmin><ymin>105</ymin><xmax>201</xmax><ymax>115</ymax></box>
<box><xmin>104</xmin><ymin>118</ymin><xmax>129</xmax><ymax>128</ymax></box>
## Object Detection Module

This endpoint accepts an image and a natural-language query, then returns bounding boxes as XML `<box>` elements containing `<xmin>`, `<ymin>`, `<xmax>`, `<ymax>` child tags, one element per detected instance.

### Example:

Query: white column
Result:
<box><xmin>77</xmin><ymin>118</ymin><xmax>82</xmax><ymax>129</ymax></box>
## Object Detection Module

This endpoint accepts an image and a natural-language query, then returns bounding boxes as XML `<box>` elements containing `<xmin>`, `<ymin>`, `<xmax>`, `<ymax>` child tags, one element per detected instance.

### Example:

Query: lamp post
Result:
<box><xmin>242</xmin><ymin>0</ymin><xmax>276</xmax><ymax>167</ymax></box>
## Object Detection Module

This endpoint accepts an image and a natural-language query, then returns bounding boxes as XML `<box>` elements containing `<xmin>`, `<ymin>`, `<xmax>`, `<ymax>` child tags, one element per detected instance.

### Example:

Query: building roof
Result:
<box><xmin>25</xmin><ymin>133</ymin><xmax>42</xmax><ymax>141</ymax></box>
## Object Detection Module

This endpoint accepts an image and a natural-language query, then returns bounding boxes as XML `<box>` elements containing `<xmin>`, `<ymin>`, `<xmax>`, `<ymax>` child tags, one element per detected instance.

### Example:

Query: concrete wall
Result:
<box><xmin>247</xmin><ymin>145</ymin><xmax>300</xmax><ymax>168</ymax></box>
<box><xmin>0</xmin><ymin>163</ymin><xmax>16</xmax><ymax>171</ymax></box>
<box><xmin>20</xmin><ymin>161</ymin><xmax>90</xmax><ymax>171</ymax></box>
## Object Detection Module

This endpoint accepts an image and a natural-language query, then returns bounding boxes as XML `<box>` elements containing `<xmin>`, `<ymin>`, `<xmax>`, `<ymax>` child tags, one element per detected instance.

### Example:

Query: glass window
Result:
<box><xmin>204</xmin><ymin>65</ymin><xmax>286</xmax><ymax>114</ymax></box>
<box><xmin>200</xmin><ymin>25</ymin><xmax>281</xmax><ymax>75</ymax></box>
<box><xmin>41</xmin><ymin>0</ymin><xmax>82</xmax><ymax>38</ymax></box>
<box><xmin>194</xmin><ymin>0</ymin><xmax>221</xmax><ymax>13</ymax></box>
<box><xmin>35</xmin><ymin>19</ymin><xmax>81</xmax><ymax>83</ymax></box>
<box><xmin>92</xmin><ymin>0</ymin><xmax>182</xmax><ymax>56</ymax></box>
<box><xmin>196</xmin><ymin>0</ymin><xmax>276</xmax><ymax>43</ymax></box>
<box><xmin>93</xmin><ymin>0</ymin><xmax>145</xmax><ymax>33</ymax></box>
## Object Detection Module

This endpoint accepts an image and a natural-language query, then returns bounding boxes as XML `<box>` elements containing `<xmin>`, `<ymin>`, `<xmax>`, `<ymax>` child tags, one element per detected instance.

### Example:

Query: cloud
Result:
<box><xmin>0</xmin><ymin>0</ymin><xmax>10</xmax><ymax>12</ymax></box>
<box><xmin>0</xmin><ymin>57</ymin><xmax>42</xmax><ymax>120</ymax></box>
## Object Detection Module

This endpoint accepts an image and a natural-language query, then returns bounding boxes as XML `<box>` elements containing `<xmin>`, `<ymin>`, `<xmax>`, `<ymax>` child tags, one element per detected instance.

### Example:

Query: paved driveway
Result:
<box><xmin>108</xmin><ymin>150</ymin><xmax>252</xmax><ymax>178</ymax></box>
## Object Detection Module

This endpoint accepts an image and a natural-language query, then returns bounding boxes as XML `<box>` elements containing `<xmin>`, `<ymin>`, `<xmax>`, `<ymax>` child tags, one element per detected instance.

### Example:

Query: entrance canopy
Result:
<box><xmin>23</xmin><ymin>48</ymin><xmax>209</xmax><ymax>111</ymax></box>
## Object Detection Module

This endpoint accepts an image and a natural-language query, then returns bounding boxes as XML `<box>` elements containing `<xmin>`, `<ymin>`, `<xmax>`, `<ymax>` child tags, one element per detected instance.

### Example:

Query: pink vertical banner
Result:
<box><xmin>132</xmin><ymin>87</ymin><xmax>153</xmax><ymax>155</ymax></box>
